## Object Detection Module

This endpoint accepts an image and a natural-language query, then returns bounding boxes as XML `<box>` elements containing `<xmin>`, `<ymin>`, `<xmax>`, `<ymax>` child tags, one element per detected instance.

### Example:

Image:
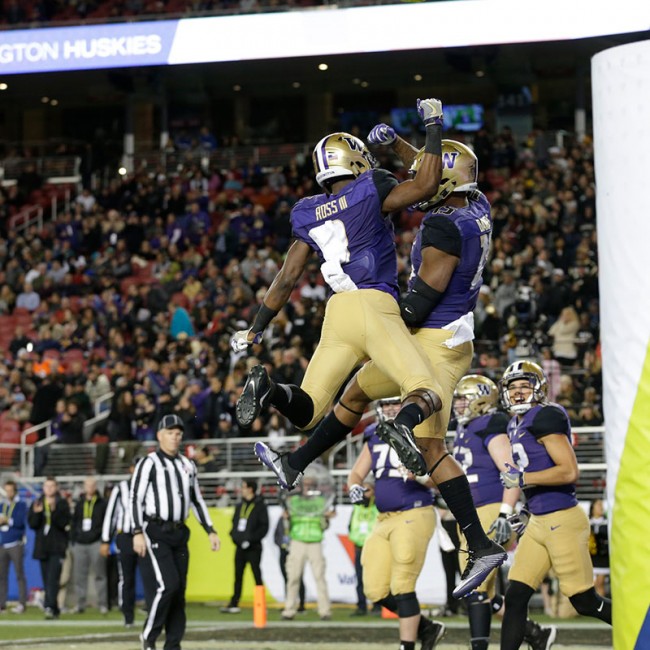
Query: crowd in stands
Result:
<box><xmin>0</xmin><ymin>124</ymin><xmax>603</xmax><ymax>474</ymax></box>
<box><xmin>0</xmin><ymin>0</ymin><xmax>401</xmax><ymax>27</ymax></box>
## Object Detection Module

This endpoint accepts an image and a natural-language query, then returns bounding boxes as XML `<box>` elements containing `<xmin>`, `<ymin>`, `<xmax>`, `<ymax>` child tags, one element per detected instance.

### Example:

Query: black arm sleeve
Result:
<box><xmin>421</xmin><ymin>217</ymin><xmax>462</xmax><ymax>257</ymax></box>
<box><xmin>372</xmin><ymin>168</ymin><xmax>399</xmax><ymax>205</ymax></box>
<box><xmin>530</xmin><ymin>405</ymin><xmax>570</xmax><ymax>440</ymax></box>
<box><xmin>481</xmin><ymin>411</ymin><xmax>510</xmax><ymax>438</ymax></box>
<box><xmin>400</xmin><ymin>276</ymin><xmax>443</xmax><ymax>327</ymax></box>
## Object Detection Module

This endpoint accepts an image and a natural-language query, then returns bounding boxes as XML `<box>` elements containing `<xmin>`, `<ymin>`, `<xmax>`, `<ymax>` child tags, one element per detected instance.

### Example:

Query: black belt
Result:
<box><xmin>145</xmin><ymin>516</ymin><xmax>185</xmax><ymax>530</ymax></box>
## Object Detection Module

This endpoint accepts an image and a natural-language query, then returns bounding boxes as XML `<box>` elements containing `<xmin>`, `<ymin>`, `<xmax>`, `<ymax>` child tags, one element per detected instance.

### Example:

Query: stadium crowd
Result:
<box><xmin>0</xmin><ymin>0</ymin><xmax>402</xmax><ymax>27</ymax></box>
<box><xmin>0</xmin><ymin>126</ymin><xmax>602</xmax><ymax>471</ymax></box>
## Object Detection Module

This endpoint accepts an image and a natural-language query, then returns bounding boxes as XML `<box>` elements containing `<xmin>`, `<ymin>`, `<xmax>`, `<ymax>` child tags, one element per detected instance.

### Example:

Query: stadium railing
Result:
<box><xmin>4</xmin><ymin>426</ymin><xmax>607</xmax><ymax>505</ymax></box>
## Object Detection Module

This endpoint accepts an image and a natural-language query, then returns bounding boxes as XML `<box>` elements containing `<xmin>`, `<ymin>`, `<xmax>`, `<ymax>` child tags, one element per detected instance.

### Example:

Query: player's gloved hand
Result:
<box><xmin>348</xmin><ymin>484</ymin><xmax>367</xmax><ymax>504</ymax></box>
<box><xmin>241</xmin><ymin>540</ymin><xmax>250</xmax><ymax>550</ymax></box>
<box><xmin>417</xmin><ymin>97</ymin><xmax>444</xmax><ymax>126</ymax></box>
<box><xmin>230</xmin><ymin>329</ymin><xmax>262</xmax><ymax>352</ymax></box>
<box><xmin>367</xmin><ymin>123</ymin><xmax>397</xmax><ymax>146</ymax></box>
<box><xmin>500</xmin><ymin>463</ymin><xmax>525</xmax><ymax>489</ymax></box>
<box><xmin>487</xmin><ymin>513</ymin><xmax>513</xmax><ymax>545</ymax></box>
<box><xmin>507</xmin><ymin>508</ymin><xmax>530</xmax><ymax>536</ymax></box>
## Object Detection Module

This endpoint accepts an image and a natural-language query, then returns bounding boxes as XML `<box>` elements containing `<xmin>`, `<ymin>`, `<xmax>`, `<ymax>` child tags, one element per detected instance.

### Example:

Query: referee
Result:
<box><xmin>100</xmin><ymin>459</ymin><xmax>139</xmax><ymax>627</ymax></box>
<box><xmin>130</xmin><ymin>415</ymin><xmax>220</xmax><ymax>650</ymax></box>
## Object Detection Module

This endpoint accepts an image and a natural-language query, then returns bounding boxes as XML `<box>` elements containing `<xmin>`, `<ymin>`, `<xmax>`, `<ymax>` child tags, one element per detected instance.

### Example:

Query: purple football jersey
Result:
<box><xmin>409</xmin><ymin>191</ymin><xmax>492</xmax><ymax>328</ymax></box>
<box><xmin>507</xmin><ymin>403</ymin><xmax>578</xmax><ymax>516</ymax></box>
<box><xmin>453</xmin><ymin>412</ymin><xmax>508</xmax><ymax>508</ymax></box>
<box><xmin>290</xmin><ymin>170</ymin><xmax>400</xmax><ymax>300</ymax></box>
<box><xmin>365</xmin><ymin>425</ymin><xmax>434</xmax><ymax>513</ymax></box>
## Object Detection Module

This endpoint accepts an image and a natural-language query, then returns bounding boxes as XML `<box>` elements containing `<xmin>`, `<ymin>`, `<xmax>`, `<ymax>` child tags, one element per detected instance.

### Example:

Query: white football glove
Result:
<box><xmin>500</xmin><ymin>463</ymin><xmax>525</xmax><ymax>489</ymax></box>
<box><xmin>230</xmin><ymin>329</ymin><xmax>262</xmax><ymax>352</ymax></box>
<box><xmin>507</xmin><ymin>509</ymin><xmax>530</xmax><ymax>537</ymax></box>
<box><xmin>367</xmin><ymin>123</ymin><xmax>397</xmax><ymax>146</ymax></box>
<box><xmin>348</xmin><ymin>484</ymin><xmax>367</xmax><ymax>504</ymax></box>
<box><xmin>417</xmin><ymin>97</ymin><xmax>444</xmax><ymax>126</ymax></box>
<box><xmin>487</xmin><ymin>514</ymin><xmax>513</xmax><ymax>545</ymax></box>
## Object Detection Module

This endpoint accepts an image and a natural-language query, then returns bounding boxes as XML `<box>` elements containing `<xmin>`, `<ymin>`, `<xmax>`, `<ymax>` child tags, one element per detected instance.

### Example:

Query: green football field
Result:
<box><xmin>0</xmin><ymin>603</ymin><xmax>612</xmax><ymax>649</ymax></box>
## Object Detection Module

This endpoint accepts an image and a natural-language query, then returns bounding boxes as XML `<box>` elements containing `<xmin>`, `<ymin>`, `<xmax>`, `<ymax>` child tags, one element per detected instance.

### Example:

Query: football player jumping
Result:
<box><xmin>498</xmin><ymin>361</ymin><xmax>611</xmax><ymax>650</ymax></box>
<box><xmin>252</xmin><ymin>127</ymin><xmax>507</xmax><ymax>598</ymax></box>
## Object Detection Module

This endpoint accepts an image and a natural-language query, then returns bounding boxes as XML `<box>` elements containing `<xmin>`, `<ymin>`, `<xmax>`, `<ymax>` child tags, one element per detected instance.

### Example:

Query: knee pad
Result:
<box><xmin>467</xmin><ymin>591</ymin><xmax>489</xmax><ymax>605</ymax></box>
<box><xmin>491</xmin><ymin>593</ymin><xmax>504</xmax><ymax>614</ymax></box>
<box><xmin>394</xmin><ymin>591</ymin><xmax>421</xmax><ymax>618</ymax></box>
<box><xmin>405</xmin><ymin>388</ymin><xmax>441</xmax><ymax>417</ymax></box>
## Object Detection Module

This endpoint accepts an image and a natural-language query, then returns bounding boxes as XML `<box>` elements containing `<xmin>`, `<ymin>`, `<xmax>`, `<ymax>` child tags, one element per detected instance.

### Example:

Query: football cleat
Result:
<box><xmin>375</xmin><ymin>420</ymin><xmax>427</xmax><ymax>475</ymax></box>
<box><xmin>524</xmin><ymin>620</ymin><xmax>557</xmax><ymax>650</ymax></box>
<box><xmin>254</xmin><ymin>441</ymin><xmax>302</xmax><ymax>490</ymax></box>
<box><xmin>452</xmin><ymin>541</ymin><xmax>507</xmax><ymax>599</ymax></box>
<box><xmin>419</xmin><ymin>618</ymin><xmax>446</xmax><ymax>650</ymax></box>
<box><xmin>236</xmin><ymin>364</ymin><xmax>272</xmax><ymax>428</ymax></box>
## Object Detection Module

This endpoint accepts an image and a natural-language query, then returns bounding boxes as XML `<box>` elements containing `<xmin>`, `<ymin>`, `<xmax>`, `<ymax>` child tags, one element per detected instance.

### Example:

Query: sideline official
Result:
<box><xmin>130</xmin><ymin>414</ymin><xmax>220</xmax><ymax>650</ymax></box>
<box><xmin>101</xmin><ymin>459</ymin><xmax>139</xmax><ymax>627</ymax></box>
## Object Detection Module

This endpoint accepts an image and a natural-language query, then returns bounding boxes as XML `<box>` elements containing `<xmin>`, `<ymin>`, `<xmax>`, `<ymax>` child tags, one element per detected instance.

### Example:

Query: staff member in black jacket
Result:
<box><xmin>221</xmin><ymin>479</ymin><xmax>269</xmax><ymax>613</ymax></box>
<box><xmin>130</xmin><ymin>414</ymin><xmax>220</xmax><ymax>650</ymax></box>
<box><xmin>71</xmin><ymin>477</ymin><xmax>108</xmax><ymax>614</ymax></box>
<box><xmin>28</xmin><ymin>476</ymin><xmax>71</xmax><ymax>619</ymax></box>
<box><xmin>100</xmin><ymin>459</ymin><xmax>139</xmax><ymax>627</ymax></box>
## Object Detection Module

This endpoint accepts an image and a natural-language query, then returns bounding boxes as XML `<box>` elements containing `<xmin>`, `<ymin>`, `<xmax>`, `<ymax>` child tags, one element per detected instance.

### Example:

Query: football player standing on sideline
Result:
<box><xmin>498</xmin><ymin>361</ymin><xmax>611</xmax><ymax>650</ymax></box>
<box><xmin>451</xmin><ymin>375</ymin><xmax>556</xmax><ymax>650</ymax></box>
<box><xmin>255</xmin><ymin>128</ymin><xmax>507</xmax><ymax>598</ymax></box>
<box><xmin>347</xmin><ymin>399</ymin><xmax>446</xmax><ymax>650</ymax></box>
<box><xmin>233</xmin><ymin>97</ymin><xmax>445</xmax><ymax>480</ymax></box>
<box><xmin>131</xmin><ymin>414</ymin><xmax>220</xmax><ymax>650</ymax></box>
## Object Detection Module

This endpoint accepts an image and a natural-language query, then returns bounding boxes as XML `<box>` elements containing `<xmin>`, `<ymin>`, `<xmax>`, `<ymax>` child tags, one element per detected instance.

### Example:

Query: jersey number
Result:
<box><xmin>373</xmin><ymin>442</ymin><xmax>404</xmax><ymax>479</ymax></box>
<box><xmin>470</xmin><ymin>232</ymin><xmax>491</xmax><ymax>290</ymax></box>
<box><xmin>511</xmin><ymin>442</ymin><xmax>530</xmax><ymax>470</ymax></box>
<box><xmin>308</xmin><ymin>220</ymin><xmax>356</xmax><ymax>292</ymax></box>
<box><xmin>455</xmin><ymin>445</ymin><xmax>478</xmax><ymax>484</ymax></box>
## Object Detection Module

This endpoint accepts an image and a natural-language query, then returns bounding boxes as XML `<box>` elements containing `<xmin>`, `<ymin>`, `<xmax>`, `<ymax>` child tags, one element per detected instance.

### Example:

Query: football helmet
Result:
<box><xmin>313</xmin><ymin>132</ymin><xmax>377</xmax><ymax>189</ymax></box>
<box><xmin>453</xmin><ymin>375</ymin><xmax>499</xmax><ymax>425</ymax></box>
<box><xmin>499</xmin><ymin>360</ymin><xmax>548</xmax><ymax>415</ymax></box>
<box><xmin>410</xmin><ymin>139</ymin><xmax>478</xmax><ymax>210</ymax></box>
<box><xmin>374</xmin><ymin>397</ymin><xmax>401</xmax><ymax>423</ymax></box>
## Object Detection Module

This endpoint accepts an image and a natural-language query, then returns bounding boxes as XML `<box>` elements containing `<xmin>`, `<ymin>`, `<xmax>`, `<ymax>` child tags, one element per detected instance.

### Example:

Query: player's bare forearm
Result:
<box><xmin>262</xmin><ymin>240</ymin><xmax>311</xmax><ymax>311</ymax></box>
<box><xmin>524</xmin><ymin>464</ymin><xmax>579</xmax><ymax>487</ymax></box>
<box><xmin>393</xmin><ymin>137</ymin><xmax>419</xmax><ymax>168</ymax></box>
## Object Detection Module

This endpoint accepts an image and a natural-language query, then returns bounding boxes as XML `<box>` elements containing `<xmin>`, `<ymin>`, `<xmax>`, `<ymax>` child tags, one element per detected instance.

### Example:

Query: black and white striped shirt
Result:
<box><xmin>130</xmin><ymin>450</ymin><xmax>215</xmax><ymax>534</ymax></box>
<box><xmin>101</xmin><ymin>479</ymin><xmax>133</xmax><ymax>543</ymax></box>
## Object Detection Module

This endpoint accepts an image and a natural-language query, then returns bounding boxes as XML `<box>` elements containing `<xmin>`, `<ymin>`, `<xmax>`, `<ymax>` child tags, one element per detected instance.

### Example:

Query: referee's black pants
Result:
<box><xmin>229</xmin><ymin>544</ymin><xmax>263</xmax><ymax>607</ymax></box>
<box><xmin>140</xmin><ymin>522</ymin><xmax>190</xmax><ymax>650</ymax></box>
<box><xmin>116</xmin><ymin>533</ymin><xmax>138</xmax><ymax>625</ymax></box>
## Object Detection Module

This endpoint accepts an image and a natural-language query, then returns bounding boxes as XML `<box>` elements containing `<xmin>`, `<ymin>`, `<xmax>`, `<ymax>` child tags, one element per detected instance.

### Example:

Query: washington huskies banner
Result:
<box><xmin>1</xmin><ymin>0</ymin><xmax>650</xmax><ymax>75</ymax></box>
<box><xmin>593</xmin><ymin>40</ymin><xmax>650</xmax><ymax>650</ymax></box>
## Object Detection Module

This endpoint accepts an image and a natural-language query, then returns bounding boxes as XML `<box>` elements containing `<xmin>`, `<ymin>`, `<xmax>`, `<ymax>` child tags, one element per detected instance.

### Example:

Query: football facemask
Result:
<box><xmin>410</xmin><ymin>139</ymin><xmax>478</xmax><ymax>211</ymax></box>
<box><xmin>313</xmin><ymin>132</ymin><xmax>377</xmax><ymax>189</ymax></box>
<box><xmin>453</xmin><ymin>374</ymin><xmax>499</xmax><ymax>425</ymax></box>
<box><xmin>499</xmin><ymin>360</ymin><xmax>548</xmax><ymax>415</ymax></box>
